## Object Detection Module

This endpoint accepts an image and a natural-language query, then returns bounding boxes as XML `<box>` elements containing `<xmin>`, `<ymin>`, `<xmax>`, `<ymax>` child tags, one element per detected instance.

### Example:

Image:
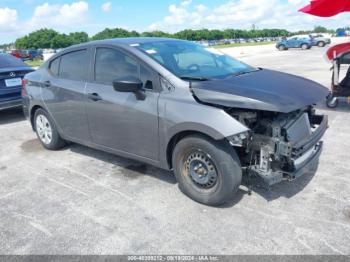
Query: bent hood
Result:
<box><xmin>191</xmin><ymin>69</ymin><xmax>329</xmax><ymax>113</ymax></box>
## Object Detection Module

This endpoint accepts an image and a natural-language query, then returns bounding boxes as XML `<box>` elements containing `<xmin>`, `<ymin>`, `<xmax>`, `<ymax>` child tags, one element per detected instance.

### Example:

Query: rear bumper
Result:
<box><xmin>0</xmin><ymin>99</ymin><xmax>22</xmax><ymax>111</ymax></box>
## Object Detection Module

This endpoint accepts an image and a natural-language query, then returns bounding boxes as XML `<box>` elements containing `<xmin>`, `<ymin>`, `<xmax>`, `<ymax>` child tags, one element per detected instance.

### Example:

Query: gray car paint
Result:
<box><xmin>191</xmin><ymin>69</ymin><xmax>329</xmax><ymax>113</ymax></box>
<box><xmin>22</xmin><ymin>38</ymin><xmax>324</xmax><ymax>170</ymax></box>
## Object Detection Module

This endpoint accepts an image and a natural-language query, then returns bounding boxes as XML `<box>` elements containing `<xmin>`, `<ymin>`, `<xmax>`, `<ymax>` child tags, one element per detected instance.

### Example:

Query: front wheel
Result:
<box><xmin>34</xmin><ymin>108</ymin><xmax>66</xmax><ymax>150</ymax></box>
<box><xmin>278</xmin><ymin>45</ymin><xmax>286</xmax><ymax>51</ymax></box>
<box><xmin>326</xmin><ymin>95</ymin><xmax>339</xmax><ymax>108</ymax></box>
<box><xmin>172</xmin><ymin>135</ymin><xmax>242</xmax><ymax>206</ymax></box>
<box><xmin>301</xmin><ymin>44</ymin><xmax>309</xmax><ymax>50</ymax></box>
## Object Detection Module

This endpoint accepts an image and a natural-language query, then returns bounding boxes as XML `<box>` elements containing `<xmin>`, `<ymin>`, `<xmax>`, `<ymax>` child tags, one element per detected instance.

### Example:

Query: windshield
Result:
<box><xmin>135</xmin><ymin>40</ymin><xmax>256</xmax><ymax>80</ymax></box>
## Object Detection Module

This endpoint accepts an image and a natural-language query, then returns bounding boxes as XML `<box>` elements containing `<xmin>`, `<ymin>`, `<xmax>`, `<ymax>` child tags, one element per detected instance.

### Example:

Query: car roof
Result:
<box><xmin>70</xmin><ymin>37</ymin><xmax>182</xmax><ymax>49</ymax></box>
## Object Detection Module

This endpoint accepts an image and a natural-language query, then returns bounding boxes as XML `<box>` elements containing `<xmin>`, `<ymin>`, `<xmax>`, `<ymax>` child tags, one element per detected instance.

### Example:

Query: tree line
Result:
<box><xmin>9</xmin><ymin>26</ymin><xmax>335</xmax><ymax>50</ymax></box>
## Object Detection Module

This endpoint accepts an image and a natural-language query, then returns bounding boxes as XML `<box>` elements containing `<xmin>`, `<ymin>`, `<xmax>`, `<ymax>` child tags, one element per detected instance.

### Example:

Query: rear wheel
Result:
<box><xmin>317</xmin><ymin>41</ymin><xmax>326</xmax><ymax>47</ymax></box>
<box><xmin>172</xmin><ymin>135</ymin><xmax>242</xmax><ymax>206</ymax></box>
<box><xmin>34</xmin><ymin>108</ymin><xmax>66</xmax><ymax>150</ymax></box>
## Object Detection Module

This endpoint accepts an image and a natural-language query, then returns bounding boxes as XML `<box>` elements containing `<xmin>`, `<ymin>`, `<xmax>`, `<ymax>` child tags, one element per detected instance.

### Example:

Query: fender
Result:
<box><xmin>158</xmin><ymin>91</ymin><xmax>249</xmax><ymax>169</ymax></box>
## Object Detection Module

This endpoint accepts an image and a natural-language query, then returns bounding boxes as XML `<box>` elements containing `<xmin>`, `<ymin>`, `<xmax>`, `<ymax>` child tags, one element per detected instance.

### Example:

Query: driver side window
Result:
<box><xmin>95</xmin><ymin>47</ymin><xmax>138</xmax><ymax>84</ymax></box>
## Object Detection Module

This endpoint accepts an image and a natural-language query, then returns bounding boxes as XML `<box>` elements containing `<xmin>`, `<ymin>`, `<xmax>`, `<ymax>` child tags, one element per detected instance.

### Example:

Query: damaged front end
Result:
<box><xmin>226</xmin><ymin>107</ymin><xmax>328</xmax><ymax>186</ymax></box>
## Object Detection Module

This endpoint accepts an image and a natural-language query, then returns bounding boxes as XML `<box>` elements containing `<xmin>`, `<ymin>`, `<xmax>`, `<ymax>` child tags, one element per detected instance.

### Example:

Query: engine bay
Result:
<box><xmin>225</xmin><ymin>107</ymin><xmax>327</xmax><ymax>185</ymax></box>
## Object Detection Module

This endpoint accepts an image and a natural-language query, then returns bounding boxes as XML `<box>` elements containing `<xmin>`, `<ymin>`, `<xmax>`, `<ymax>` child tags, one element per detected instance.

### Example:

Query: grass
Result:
<box><xmin>25</xmin><ymin>59</ymin><xmax>44</xmax><ymax>68</ymax></box>
<box><xmin>213</xmin><ymin>41</ymin><xmax>275</xmax><ymax>49</ymax></box>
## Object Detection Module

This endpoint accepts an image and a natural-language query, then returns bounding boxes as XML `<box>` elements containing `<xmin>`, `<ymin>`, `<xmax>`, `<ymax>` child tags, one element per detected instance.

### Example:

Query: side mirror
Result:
<box><xmin>113</xmin><ymin>76</ymin><xmax>146</xmax><ymax>100</ymax></box>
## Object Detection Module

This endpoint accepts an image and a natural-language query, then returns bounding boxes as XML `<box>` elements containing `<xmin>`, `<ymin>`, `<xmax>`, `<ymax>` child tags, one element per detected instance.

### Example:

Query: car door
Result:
<box><xmin>287</xmin><ymin>38</ymin><xmax>297</xmax><ymax>48</ymax></box>
<box><xmin>41</xmin><ymin>49</ymin><xmax>91</xmax><ymax>142</ymax></box>
<box><xmin>85</xmin><ymin>46</ymin><xmax>160</xmax><ymax>161</ymax></box>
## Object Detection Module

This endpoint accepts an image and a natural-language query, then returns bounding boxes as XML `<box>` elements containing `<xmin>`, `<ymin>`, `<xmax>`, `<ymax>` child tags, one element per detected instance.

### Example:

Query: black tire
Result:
<box><xmin>301</xmin><ymin>44</ymin><xmax>309</xmax><ymax>50</ymax></box>
<box><xmin>326</xmin><ymin>95</ymin><xmax>339</xmax><ymax>108</ymax></box>
<box><xmin>172</xmin><ymin>135</ymin><xmax>242</xmax><ymax>206</ymax></box>
<box><xmin>278</xmin><ymin>45</ymin><xmax>286</xmax><ymax>51</ymax></box>
<box><xmin>34</xmin><ymin>108</ymin><xmax>66</xmax><ymax>150</ymax></box>
<box><xmin>317</xmin><ymin>41</ymin><xmax>326</xmax><ymax>47</ymax></box>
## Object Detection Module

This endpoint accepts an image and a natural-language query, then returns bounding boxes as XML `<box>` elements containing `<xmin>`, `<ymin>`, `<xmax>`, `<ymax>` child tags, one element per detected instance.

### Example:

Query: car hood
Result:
<box><xmin>191</xmin><ymin>69</ymin><xmax>329</xmax><ymax>113</ymax></box>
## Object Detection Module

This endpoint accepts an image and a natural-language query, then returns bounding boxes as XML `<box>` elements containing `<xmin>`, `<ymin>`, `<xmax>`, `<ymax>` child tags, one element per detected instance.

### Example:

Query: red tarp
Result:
<box><xmin>299</xmin><ymin>0</ymin><xmax>350</xmax><ymax>17</ymax></box>
<box><xmin>326</xmin><ymin>43</ymin><xmax>350</xmax><ymax>61</ymax></box>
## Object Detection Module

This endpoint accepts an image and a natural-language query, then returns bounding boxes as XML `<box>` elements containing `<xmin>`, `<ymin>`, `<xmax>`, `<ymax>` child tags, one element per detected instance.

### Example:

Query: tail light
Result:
<box><xmin>21</xmin><ymin>79</ymin><xmax>28</xmax><ymax>97</ymax></box>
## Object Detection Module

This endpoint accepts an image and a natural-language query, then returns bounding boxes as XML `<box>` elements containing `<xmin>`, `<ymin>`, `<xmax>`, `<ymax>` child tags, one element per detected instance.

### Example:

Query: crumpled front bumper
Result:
<box><xmin>250</xmin><ymin>115</ymin><xmax>327</xmax><ymax>186</ymax></box>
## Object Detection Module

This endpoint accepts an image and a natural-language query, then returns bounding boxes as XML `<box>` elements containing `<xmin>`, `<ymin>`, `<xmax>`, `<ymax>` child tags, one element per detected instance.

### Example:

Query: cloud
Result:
<box><xmin>101</xmin><ymin>2</ymin><xmax>112</xmax><ymax>13</ymax></box>
<box><xmin>0</xmin><ymin>1</ymin><xmax>90</xmax><ymax>43</ymax></box>
<box><xmin>29</xmin><ymin>1</ymin><xmax>89</xmax><ymax>29</ymax></box>
<box><xmin>0</xmin><ymin>7</ymin><xmax>18</xmax><ymax>31</ymax></box>
<box><xmin>181</xmin><ymin>0</ymin><xmax>192</xmax><ymax>6</ymax></box>
<box><xmin>148</xmin><ymin>0</ymin><xmax>348</xmax><ymax>32</ymax></box>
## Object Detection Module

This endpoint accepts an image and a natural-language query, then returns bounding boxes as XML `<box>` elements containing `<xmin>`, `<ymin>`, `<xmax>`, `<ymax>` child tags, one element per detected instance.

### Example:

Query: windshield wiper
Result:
<box><xmin>180</xmin><ymin>76</ymin><xmax>211</xmax><ymax>81</ymax></box>
<box><xmin>232</xmin><ymin>69</ymin><xmax>261</xmax><ymax>77</ymax></box>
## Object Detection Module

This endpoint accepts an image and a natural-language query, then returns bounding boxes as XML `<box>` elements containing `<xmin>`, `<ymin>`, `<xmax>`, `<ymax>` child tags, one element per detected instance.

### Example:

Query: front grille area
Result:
<box><xmin>291</xmin><ymin>115</ymin><xmax>327</xmax><ymax>158</ymax></box>
<box><xmin>285</xmin><ymin>113</ymin><xmax>312</xmax><ymax>145</ymax></box>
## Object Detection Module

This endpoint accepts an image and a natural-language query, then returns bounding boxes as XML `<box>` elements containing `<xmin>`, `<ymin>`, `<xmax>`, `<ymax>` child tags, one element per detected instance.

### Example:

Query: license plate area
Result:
<box><xmin>4</xmin><ymin>78</ymin><xmax>21</xmax><ymax>88</ymax></box>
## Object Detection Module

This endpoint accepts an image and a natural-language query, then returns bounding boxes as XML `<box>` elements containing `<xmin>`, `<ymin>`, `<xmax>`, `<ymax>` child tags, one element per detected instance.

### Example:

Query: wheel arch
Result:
<box><xmin>30</xmin><ymin>104</ymin><xmax>44</xmax><ymax>131</ymax></box>
<box><xmin>166</xmin><ymin>130</ymin><xmax>219</xmax><ymax>170</ymax></box>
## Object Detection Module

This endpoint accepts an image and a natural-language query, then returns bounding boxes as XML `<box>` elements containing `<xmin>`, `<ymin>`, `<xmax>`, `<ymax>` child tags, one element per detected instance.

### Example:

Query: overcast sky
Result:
<box><xmin>0</xmin><ymin>0</ymin><xmax>348</xmax><ymax>44</ymax></box>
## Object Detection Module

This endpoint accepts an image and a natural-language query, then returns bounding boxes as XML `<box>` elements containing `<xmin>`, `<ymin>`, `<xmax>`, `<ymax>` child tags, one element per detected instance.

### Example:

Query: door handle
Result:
<box><xmin>43</xmin><ymin>81</ymin><xmax>51</xmax><ymax>87</ymax></box>
<box><xmin>87</xmin><ymin>93</ymin><xmax>102</xmax><ymax>101</ymax></box>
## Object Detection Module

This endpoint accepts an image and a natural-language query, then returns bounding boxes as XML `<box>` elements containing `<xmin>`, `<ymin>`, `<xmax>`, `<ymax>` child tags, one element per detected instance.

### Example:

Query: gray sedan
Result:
<box><xmin>22</xmin><ymin>38</ymin><xmax>328</xmax><ymax>206</ymax></box>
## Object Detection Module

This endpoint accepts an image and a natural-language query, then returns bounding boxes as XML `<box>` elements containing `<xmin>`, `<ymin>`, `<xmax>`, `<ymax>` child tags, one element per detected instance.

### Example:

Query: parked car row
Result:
<box><xmin>276</xmin><ymin>34</ymin><xmax>331</xmax><ymax>51</ymax></box>
<box><xmin>9</xmin><ymin>49</ymin><xmax>44</xmax><ymax>60</ymax></box>
<box><xmin>196</xmin><ymin>37</ymin><xmax>281</xmax><ymax>47</ymax></box>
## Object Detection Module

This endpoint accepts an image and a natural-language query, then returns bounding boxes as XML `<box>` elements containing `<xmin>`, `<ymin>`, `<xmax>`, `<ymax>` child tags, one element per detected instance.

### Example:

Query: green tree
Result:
<box><xmin>68</xmin><ymin>32</ymin><xmax>89</xmax><ymax>45</ymax></box>
<box><xmin>51</xmin><ymin>34</ymin><xmax>73</xmax><ymax>49</ymax></box>
<box><xmin>314</xmin><ymin>26</ymin><xmax>328</xmax><ymax>33</ymax></box>
<box><xmin>141</xmin><ymin>31</ymin><xmax>171</xmax><ymax>38</ymax></box>
<box><xmin>92</xmin><ymin>28</ymin><xmax>140</xmax><ymax>40</ymax></box>
<box><xmin>16</xmin><ymin>29</ymin><xmax>59</xmax><ymax>49</ymax></box>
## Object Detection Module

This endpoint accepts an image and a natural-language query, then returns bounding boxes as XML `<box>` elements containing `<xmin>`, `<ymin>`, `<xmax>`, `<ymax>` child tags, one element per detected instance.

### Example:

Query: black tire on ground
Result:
<box><xmin>172</xmin><ymin>135</ymin><xmax>242</xmax><ymax>206</ymax></box>
<box><xmin>317</xmin><ymin>41</ymin><xmax>326</xmax><ymax>47</ymax></box>
<box><xmin>34</xmin><ymin>108</ymin><xmax>66</xmax><ymax>150</ymax></box>
<box><xmin>301</xmin><ymin>44</ymin><xmax>309</xmax><ymax>50</ymax></box>
<box><xmin>326</xmin><ymin>95</ymin><xmax>339</xmax><ymax>108</ymax></box>
<box><xmin>278</xmin><ymin>45</ymin><xmax>286</xmax><ymax>51</ymax></box>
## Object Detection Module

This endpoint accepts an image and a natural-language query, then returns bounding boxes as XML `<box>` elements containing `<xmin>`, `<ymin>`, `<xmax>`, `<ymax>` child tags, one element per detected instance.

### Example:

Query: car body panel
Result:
<box><xmin>40</xmin><ymin>72</ymin><xmax>91</xmax><ymax>142</ymax></box>
<box><xmin>191</xmin><ymin>69</ymin><xmax>329</xmax><ymax>113</ymax></box>
<box><xmin>85</xmin><ymin>81</ymin><xmax>160</xmax><ymax>161</ymax></box>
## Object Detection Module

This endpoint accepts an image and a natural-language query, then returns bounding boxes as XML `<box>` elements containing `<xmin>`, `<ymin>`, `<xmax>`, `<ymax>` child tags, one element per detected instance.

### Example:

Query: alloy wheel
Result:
<box><xmin>36</xmin><ymin>114</ymin><xmax>53</xmax><ymax>145</ymax></box>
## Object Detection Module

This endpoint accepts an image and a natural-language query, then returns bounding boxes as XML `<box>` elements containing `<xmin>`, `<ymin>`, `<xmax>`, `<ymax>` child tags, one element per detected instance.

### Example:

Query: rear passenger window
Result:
<box><xmin>59</xmin><ymin>50</ymin><xmax>88</xmax><ymax>81</ymax></box>
<box><xmin>49</xmin><ymin>57</ymin><xmax>60</xmax><ymax>76</ymax></box>
<box><xmin>95</xmin><ymin>48</ymin><xmax>138</xmax><ymax>84</ymax></box>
